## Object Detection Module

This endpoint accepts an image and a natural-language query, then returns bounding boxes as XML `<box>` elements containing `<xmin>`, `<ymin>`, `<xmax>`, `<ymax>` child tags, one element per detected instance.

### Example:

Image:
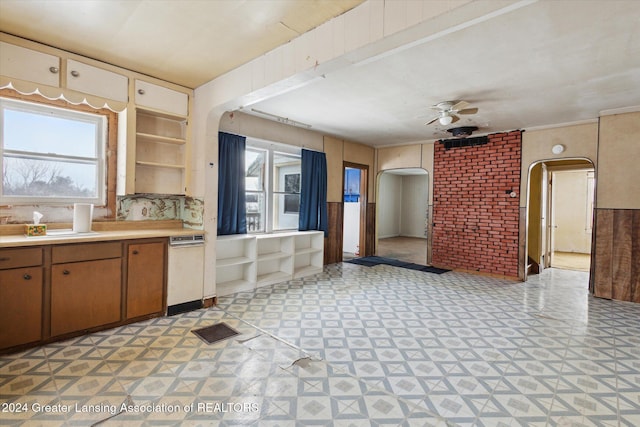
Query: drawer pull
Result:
<box><xmin>137</xmin><ymin>89</ymin><xmax>145</xmax><ymax>95</ymax></box>
<box><xmin>70</xmin><ymin>70</ymin><xmax>80</xmax><ymax>77</ymax></box>
<box><xmin>23</xmin><ymin>274</ymin><xmax>32</xmax><ymax>280</ymax></box>
<box><xmin>63</xmin><ymin>270</ymin><xmax>70</xmax><ymax>275</ymax></box>
<box><xmin>132</xmin><ymin>250</ymin><xmax>139</xmax><ymax>255</ymax></box>
<box><xmin>0</xmin><ymin>257</ymin><xmax>9</xmax><ymax>261</ymax></box>
<box><xmin>49</xmin><ymin>66</ymin><xmax>59</xmax><ymax>74</ymax></box>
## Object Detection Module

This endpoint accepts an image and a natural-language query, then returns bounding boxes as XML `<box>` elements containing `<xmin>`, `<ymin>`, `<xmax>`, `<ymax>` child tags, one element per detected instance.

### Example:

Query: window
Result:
<box><xmin>1</xmin><ymin>96</ymin><xmax>107</xmax><ymax>205</ymax></box>
<box><xmin>245</xmin><ymin>148</ymin><xmax>266</xmax><ymax>232</ymax></box>
<box><xmin>245</xmin><ymin>140</ymin><xmax>301</xmax><ymax>232</ymax></box>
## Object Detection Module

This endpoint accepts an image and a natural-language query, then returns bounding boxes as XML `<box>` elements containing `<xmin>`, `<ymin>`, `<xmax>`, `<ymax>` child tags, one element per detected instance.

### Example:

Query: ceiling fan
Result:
<box><xmin>425</xmin><ymin>100</ymin><xmax>478</xmax><ymax>126</ymax></box>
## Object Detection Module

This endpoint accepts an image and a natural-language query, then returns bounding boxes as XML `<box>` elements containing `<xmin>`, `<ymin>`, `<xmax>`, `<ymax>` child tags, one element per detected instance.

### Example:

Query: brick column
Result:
<box><xmin>432</xmin><ymin>131</ymin><xmax>522</xmax><ymax>277</ymax></box>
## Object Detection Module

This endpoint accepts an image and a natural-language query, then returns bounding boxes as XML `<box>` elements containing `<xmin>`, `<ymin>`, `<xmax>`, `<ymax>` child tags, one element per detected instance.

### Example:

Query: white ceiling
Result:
<box><xmin>1</xmin><ymin>0</ymin><xmax>639</xmax><ymax>147</ymax></box>
<box><xmin>0</xmin><ymin>0</ymin><xmax>364</xmax><ymax>88</ymax></box>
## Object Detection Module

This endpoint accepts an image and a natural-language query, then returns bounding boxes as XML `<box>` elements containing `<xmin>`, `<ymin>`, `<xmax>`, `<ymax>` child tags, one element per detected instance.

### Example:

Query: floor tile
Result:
<box><xmin>3</xmin><ymin>265</ymin><xmax>640</xmax><ymax>425</ymax></box>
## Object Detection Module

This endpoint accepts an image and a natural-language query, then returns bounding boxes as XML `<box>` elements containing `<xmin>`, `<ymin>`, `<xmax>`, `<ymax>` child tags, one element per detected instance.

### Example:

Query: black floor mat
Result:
<box><xmin>345</xmin><ymin>256</ymin><xmax>450</xmax><ymax>274</ymax></box>
<box><xmin>192</xmin><ymin>322</ymin><xmax>240</xmax><ymax>344</ymax></box>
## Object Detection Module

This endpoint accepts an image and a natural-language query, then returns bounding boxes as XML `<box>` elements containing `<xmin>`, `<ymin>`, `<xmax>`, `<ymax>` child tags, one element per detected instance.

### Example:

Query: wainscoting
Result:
<box><xmin>592</xmin><ymin>208</ymin><xmax>640</xmax><ymax>302</ymax></box>
<box><xmin>324</xmin><ymin>202</ymin><xmax>375</xmax><ymax>265</ymax></box>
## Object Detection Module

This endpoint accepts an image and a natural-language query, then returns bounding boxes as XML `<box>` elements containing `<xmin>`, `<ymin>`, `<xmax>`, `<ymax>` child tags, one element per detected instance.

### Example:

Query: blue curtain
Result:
<box><xmin>217</xmin><ymin>132</ymin><xmax>247</xmax><ymax>235</ymax></box>
<box><xmin>299</xmin><ymin>149</ymin><xmax>328</xmax><ymax>236</ymax></box>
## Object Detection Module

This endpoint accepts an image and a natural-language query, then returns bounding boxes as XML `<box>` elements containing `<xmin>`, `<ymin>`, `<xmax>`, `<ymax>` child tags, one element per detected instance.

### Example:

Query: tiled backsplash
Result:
<box><xmin>0</xmin><ymin>195</ymin><xmax>204</xmax><ymax>229</ymax></box>
<box><xmin>117</xmin><ymin>195</ymin><xmax>204</xmax><ymax>229</ymax></box>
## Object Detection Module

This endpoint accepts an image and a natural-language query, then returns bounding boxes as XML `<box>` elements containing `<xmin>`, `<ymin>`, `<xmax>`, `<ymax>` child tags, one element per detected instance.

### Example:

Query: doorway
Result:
<box><xmin>527</xmin><ymin>160</ymin><xmax>595</xmax><ymax>274</ymax></box>
<box><xmin>376</xmin><ymin>168</ymin><xmax>429</xmax><ymax>265</ymax></box>
<box><xmin>548</xmin><ymin>167</ymin><xmax>595</xmax><ymax>270</ymax></box>
<box><xmin>342</xmin><ymin>162</ymin><xmax>368</xmax><ymax>260</ymax></box>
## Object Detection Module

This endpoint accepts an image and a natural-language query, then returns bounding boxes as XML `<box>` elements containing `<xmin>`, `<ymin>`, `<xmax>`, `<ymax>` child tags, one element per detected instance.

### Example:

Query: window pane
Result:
<box><xmin>3</xmin><ymin>156</ymin><xmax>97</xmax><ymax>198</ymax></box>
<box><xmin>246</xmin><ymin>192</ymin><xmax>265</xmax><ymax>232</ymax></box>
<box><xmin>273</xmin><ymin>152</ymin><xmax>300</xmax><ymax>193</ymax></box>
<box><xmin>245</xmin><ymin>149</ymin><xmax>265</xmax><ymax>191</ymax></box>
<box><xmin>4</xmin><ymin>107</ymin><xmax>98</xmax><ymax>158</ymax></box>
<box><xmin>273</xmin><ymin>193</ymin><xmax>299</xmax><ymax>230</ymax></box>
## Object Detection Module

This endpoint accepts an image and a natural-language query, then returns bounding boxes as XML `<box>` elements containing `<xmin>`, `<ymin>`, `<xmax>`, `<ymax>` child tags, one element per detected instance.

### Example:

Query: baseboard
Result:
<box><xmin>167</xmin><ymin>300</ymin><xmax>203</xmax><ymax>316</ymax></box>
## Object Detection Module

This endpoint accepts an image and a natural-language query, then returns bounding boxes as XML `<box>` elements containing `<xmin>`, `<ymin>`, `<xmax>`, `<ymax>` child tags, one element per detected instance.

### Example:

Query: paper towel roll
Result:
<box><xmin>73</xmin><ymin>203</ymin><xmax>93</xmax><ymax>233</ymax></box>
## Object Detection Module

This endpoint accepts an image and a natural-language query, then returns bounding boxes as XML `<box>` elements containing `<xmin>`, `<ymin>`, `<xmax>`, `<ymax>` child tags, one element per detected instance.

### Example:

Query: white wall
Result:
<box><xmin>553</xmin><ymin>169</ymin><xmax>593</xmax><ymax>253</ymax></box>
<box><xmin>343</xmin><ymin>202</ymin><xmax>360</xmax><ymax>253</ymax></box>
<box><xmin>378</xmin><ymin>172</ymin><xmax>428</xmax><ymax>240</ymax></box>
<box><xmin>378</xmin><ymin>173</ymin><xmax>402</xmax><ymax>238</ymax></box>
<box><xmin>400</xmin><ymin>175</ymin><xmax>428</xmax><ymax>238</ymax></box>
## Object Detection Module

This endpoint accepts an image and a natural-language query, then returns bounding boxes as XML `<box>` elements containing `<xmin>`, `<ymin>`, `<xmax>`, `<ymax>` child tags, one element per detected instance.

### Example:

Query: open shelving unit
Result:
<box><xmin>256</xmin><ymin>234</ymin><xmax>294</xmax><ymax>287</ymax></box>
<box><xmin>215</xmin><ymin>235</ymin><xmax>256</xmax><ymax>297</ymax></box>
<box><xmin>134</xmin><ymin>108</ymin><xmax>188</xmax><ymax>195</ymax></box>
<box><xmin>293</xmin><ymin>232</ymin><xmax>324</xmax><ymax>278</ymax></box>
<box><xmin>215</xmin><ymin>231</ymin><xmax>324</xmax><ymax>297</ymax></box>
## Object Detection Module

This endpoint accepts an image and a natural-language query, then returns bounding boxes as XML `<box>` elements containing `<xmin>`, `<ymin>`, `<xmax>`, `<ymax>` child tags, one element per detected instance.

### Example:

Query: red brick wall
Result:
<box><xmin>432</xmin><ymin>131</ymin><xmax>522</xmax><ymax>277</ymax></box>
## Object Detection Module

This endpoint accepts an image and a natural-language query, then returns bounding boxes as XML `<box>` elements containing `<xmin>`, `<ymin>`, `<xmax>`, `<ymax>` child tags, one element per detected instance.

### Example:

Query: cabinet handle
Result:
<box><xmin>23</xmin><ymin>274</ymin><xmax>32</xmax><ymax>280</ymax></box>
<box><xmin>137</xmin><ymin>89</ymin><xmax>145</xmax><ymax>95</ymax></box>
<box><xmin>70</xmin><ymin>70</ymin><xmax>80</xmax><ymax>77</ymax></box>
<box><xmin>49</xmin><ymin>66</ymin><xmax>59</xmax><ymax>74</ymax></box>
<box><xmin>0</xmin><ymin>257</ymin><xmax>9</xmax><ymax>261</ymax></box>
<box><xmin>62</xmin><ymin>269</ymin><xmax>70</xmax><ymax>275</ymax></box>
<box><xmin>132</xmin><ymin>250</ymin><xmax>139</xmax><ymax>255</ymax></box>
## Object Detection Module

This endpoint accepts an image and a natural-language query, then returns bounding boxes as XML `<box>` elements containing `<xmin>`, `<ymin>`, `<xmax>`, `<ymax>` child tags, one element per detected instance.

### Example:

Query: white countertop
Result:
<box><xmin>0</xmin><ymin>228</ymin><xmax>205</xmax><ymax>248</ymax></box>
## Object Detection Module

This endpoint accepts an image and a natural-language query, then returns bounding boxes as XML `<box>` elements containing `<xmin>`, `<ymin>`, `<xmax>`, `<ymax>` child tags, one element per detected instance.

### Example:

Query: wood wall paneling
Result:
<box><xmin>632</xmin><ymin>210</ymin><xmax>640</xmax><ymax>302</ymax></box>
<box><xmin>593</xmin><ymin>208</ymin><xmax>640</xmax><ymax>302</ymax></box>
<box><xmin>324</xmin><ymin>202</ymin><xmax>343</xmax><ymax>264</ymax></box>
<box><xmin>365</xmin><ymin>203</ymin><xmax>376</xmax><ymax>257</ymax></box>
<box><xmin>612</xmin><ymin>210</ymin><xmax>633</xmax><ymax>301</ymax></box>
<box><xmin>593</xmin><ymin>209</ymin><xmax>614</xmax><ymax>299</ymax></box>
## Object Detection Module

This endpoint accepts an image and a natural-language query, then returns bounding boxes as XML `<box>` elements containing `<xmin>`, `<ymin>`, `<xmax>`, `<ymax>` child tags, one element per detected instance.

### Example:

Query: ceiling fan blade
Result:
<box><xmin>451</xmin><ymin>115</ymin><xmax>460</xmax><ymax>124</ymax></box>
<box><xmin>457</xmin><ymin>108</ymin><xmax>478</xmax><ymax>115</ymax></box>
<box><xmin>451</xmin><ymin>100</ymin><xmax>469</xmax><ymax>112</ymax></box>
<box><xmin>425</xmin><ymin>116</ymin><xmax>439</xmax><ymax>125</ymax></box>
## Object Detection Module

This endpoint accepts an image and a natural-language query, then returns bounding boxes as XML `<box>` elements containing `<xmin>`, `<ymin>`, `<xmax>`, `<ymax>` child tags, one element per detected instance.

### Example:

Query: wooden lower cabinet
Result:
<box><xmin>1</xmin><ymin>237</ymin><xmax>169</xmax><ymax>353</ymax></box>
<box><xmin>126</xmin><ymin>240</ymin><xmax>166</xmax><ymax>319</ymax></box>
<box><xmin>51</xmin><ymin>258</ymin><xmax>122</xmax><ymax>337</ymax></box>
<box><xmin>0</xmin><ymin>267</ymin><xmax>43</xmax><ymax>348</ymax></box>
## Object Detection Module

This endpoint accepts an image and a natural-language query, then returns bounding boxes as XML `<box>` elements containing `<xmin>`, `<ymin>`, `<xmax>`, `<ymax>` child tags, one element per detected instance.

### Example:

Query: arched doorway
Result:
<box><xmin>526</xmin><ymin>158</ymin><xmax>595</xmax><ymax>277</ymax></box>
<box><xmin>376</xmin><ymin>168</ymin><xmax>429</xmax><ymax>265</ymax></box>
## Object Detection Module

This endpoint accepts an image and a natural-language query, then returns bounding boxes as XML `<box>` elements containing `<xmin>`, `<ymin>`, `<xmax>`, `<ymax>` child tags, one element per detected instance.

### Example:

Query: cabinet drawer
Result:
<box><xmin>66</xmin><ymin>59</ymin><xmax>128</xmax><ymax>102</ymax></box>
<box><xmin>52</xmin><ymin>242</ymin><xmax>121</xmax><ymax>264</ymax></box>
<box><xmin>0</xmin><ymin>247</ymin><xmax>43</xmax><ymax>270</ymax></box>
<box><xmin>135</xmin><ymin>80</ymin><xmax>188</xmax><ymax>117</ymax></box>
<box><xmin>0</xmin><ymin>41</ymin><xmax>60</xmax><ymax>87</ymax></box>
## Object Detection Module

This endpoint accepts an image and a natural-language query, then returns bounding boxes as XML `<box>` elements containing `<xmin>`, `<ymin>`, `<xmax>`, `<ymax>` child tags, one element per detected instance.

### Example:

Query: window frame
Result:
<box><xmin>0</xmin><ymin>89</ymin><xmax>117</xmax><ymax>214</ymax></box>
<box><xmin>245</xmin><ymin>138</ymin><xmax>301</xmax><ymax>234</ymax></box>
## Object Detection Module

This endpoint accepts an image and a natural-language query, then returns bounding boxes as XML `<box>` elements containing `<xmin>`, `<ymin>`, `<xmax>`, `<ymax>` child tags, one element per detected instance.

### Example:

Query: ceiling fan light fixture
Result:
<box><xmin>439</xmin><ymin>114</ymin><xmax>453</xmax><ymax>125</ymax></box>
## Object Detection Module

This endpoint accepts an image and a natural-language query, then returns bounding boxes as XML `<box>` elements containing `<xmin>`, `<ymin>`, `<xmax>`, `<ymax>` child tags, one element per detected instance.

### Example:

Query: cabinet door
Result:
<box><xmin>66</xmin><ymin>59</ymin><xmax>128</xmax><ymax>102</ymax></box>
<box><xmin>135</xmin><ymin>80</ymin><xmax>188</xmax><ymax>116</ymax></box>
<box><xmin>0</xmin><ymin>41</ymin><xmax>60</xmax><ymax>87</ymax></box>
<box><xmin>51</xmin><ymin>258</ymin><xmax>122</xmax><ymax>337</ymax></box>
<box><xmin>126</xmin><ymin>241</ymin><xmax>166</xmax><ymax>319</ymax></box>
<box><xmin>0</xmin><ymin>267</ymin><xmax>43</xmax><ymax>349</ymax></box>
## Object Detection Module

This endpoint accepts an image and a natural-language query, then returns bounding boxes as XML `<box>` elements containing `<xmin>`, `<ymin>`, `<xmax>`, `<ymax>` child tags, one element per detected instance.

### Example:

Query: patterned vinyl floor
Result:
<box><xmin>1</xmin><ymin>263</ymin><xmax>639</xmax><ymax>426</ymax></box>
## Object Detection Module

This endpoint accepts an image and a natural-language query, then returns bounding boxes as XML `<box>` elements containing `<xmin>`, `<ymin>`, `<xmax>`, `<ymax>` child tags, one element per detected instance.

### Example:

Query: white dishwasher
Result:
<box><xmin>167</xmin><ymin>234</ymin><xmax>205</xmax><ymax>315</ymax></box>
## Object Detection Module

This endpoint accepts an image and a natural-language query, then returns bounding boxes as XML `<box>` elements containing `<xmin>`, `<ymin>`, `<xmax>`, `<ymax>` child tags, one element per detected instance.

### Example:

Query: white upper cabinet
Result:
<box><xmin>135</xmin><ymin>80</ymin><xmax>188</xmax><ymax>117</ymax></box>
<box><xmin>0</xmin><ymin>41</ymin><xmax>60</xmax><ymax>87</ymax></box>
<box><xmin>66</xmin><ymin>59</ymin><xmax>128</xmax><ymax>102</ymax></box>
<box><xmin>1</xmin><ymin>42</ymin><xmax>128</xmax><ymax>103</ymax></box>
